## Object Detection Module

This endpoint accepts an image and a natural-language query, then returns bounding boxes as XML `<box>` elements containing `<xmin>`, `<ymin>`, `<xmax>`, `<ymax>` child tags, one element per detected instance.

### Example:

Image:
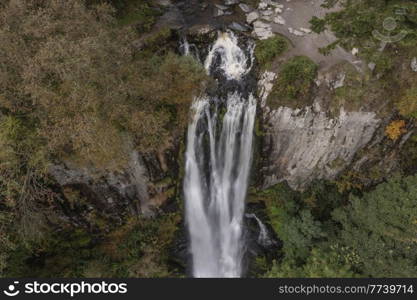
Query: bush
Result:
<box><xmin>269</xmin><ymin>56</ymin><xmax>317</xmax><ymax>105</ymax></box>
<box><xmin>397</xmin><ymin>87</ymin><xmax>417</xmax><ymax>118</ymax></box>
<box><xmin>0</xmin><ymin>0</ymin><xmax>207</xmax><ymax>170</ymax></box>
<box><xmin>255</xmin><ymin>36</ymin><xmax>288</xmax><ymax>68</ymax></box>
<box><xmin>309</xmin><ymin>16</ymin><xmax>326</xmax><ymax>33</ymax></box>
<box><xmin>0</xmin><ymin>1</ymin><xmax>206</xmax><ymax>276</ymax></box>
<box><xmin>266</xmin><ymin>246</ymin><xmax>359</xmax><ymax>278</ymax></box>
<box><xmin>385</xmin><ymin>120</ymin><xmax>407</xmax><ymax>140</ymax></box>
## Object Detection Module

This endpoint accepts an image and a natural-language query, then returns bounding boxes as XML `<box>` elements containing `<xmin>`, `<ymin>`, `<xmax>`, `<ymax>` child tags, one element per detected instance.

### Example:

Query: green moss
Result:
<box><xmin>255</xmin><ymin>35</ymin><xmax>288</xmax><ymax>69</ymax></box>
<box><xmin>254</xmin><ymin>117</ymin><xmax>264</xmax><ymax>137</ymax></box>
<box><xmin>328</xmin><ymin>157</ymin><xmax>347</xmax><ymax>170</ymax></box>
<box><xmin>267</xmin><ymin>56</ymin><xmax>317</xmax><ymax>108</ymax></box>
<box><xmin>327</xmin><ymin>62</ymin><xmax>387</xmax><ymax>117</ymax></box>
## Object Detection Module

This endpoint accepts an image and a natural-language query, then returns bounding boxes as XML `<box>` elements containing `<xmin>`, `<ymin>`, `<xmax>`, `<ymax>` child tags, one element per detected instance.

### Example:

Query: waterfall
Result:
<box><xmin>183</xmin><ymin>31</ymin><xmax>256</xmax><ymax>278</ymax></box>
<box><xmin>180</xmin><ymin>37</ymin><xmax>201</xmax><ymax>62</ymax></box>
<box><xmin>246</xmin><ymin>213</ymin><xmax>276</xmax><ymax>248</ymax></box>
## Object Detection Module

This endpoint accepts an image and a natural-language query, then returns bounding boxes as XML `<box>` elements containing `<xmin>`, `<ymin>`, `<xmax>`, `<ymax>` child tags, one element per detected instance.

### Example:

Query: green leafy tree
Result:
<box><xmin>332</xmin><ymin>175</ymin><xmax>417</xmax><ymax>277</ymax></box>
<box><xmin>255</xmin><ymin>36</ymin><xmax>288</xmax><ymax>69</ymax></box>
<box><xmin>266</xmin><ymin>186</ymin><xmax>326</xmax><ymax>262</ymax></box>
<box><xmin>266</xmin><ymin>246</ymin><xmax>359</xmax><ymax>278</ymax></box>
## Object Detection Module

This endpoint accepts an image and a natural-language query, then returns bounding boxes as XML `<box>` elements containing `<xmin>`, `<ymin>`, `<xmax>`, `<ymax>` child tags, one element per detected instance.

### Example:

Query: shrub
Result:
<box><xmin>397</xmin><ymin>87</ymin><xmax>417</xmax><ymax>118</ymax></box>
<box><xmin>0</xmin><ymin>1</ymin><xmax>206</xmax><ymax>275</ymax></box>
<box><xmin>269</xmin><ymin>56</ymin><xmax>317</xmax><ymax>104</ymax></box>
<box><xmin>255</xmin><ymin>36</ymin><xmax>288</xmax><ymax>68</ymax></box>
<box><xmin>266</xmin><ymin>246</ymin><xmax>358</xmax><ymax>278</ymax></box>
<box><xmin>309</xmin><ymin>16</ymin><xmax>326</xmax><ymax>33</ymax></box>
<box><xmin>385</xmin><ymin>120</ymin><xmax>407</xmax><ymax>140</ymax></box>
<box><xmin>0</xmin><ymin>0</ymin><xmax>207</xmax><ymax>170</ymax></box>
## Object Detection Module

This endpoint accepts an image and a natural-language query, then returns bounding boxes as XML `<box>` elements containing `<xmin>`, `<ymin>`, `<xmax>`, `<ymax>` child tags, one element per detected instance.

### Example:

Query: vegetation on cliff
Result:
<box><xmin>312</xmin><ymin>0</ymin><xmax>417</xmax><ymax>117</ymax></box>
<box><xmin>255</xmin><ymin>35</ymin><xmax>288</xmax><ymax>69</ymax></box>
<box><xmin>0</xmin><ymin>0</ymin><xmax>416</xmax><ymax>279</ymax></box>
<box><xmin>267</xmin><ymin>56</ymin><xmax>317</xmax><ymax>108</ymax></box>
<box><xmin>0</xmin><ymin>0</ymin><xmax>205</xmax><ymax>277</ymax></box>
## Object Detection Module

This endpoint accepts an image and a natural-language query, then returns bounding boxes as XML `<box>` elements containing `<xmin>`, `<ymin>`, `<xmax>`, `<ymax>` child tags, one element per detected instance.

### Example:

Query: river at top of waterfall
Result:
<box><xmin>183</xmin><ymin>31</ymin><xmax>257</xmax><ymax>278</ymax></box>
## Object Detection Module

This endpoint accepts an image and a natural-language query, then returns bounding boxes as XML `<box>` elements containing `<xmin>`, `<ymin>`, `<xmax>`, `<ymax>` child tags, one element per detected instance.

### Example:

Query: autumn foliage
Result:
<box><xmin>385</xmin><ymin>120</ymin><xmax>407</xmax><ymax>141</ymax></box>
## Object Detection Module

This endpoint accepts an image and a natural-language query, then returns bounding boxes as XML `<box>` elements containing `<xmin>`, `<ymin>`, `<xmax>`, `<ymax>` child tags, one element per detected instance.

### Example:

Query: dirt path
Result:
<box><xmin>269</xmin><ymin>0</ymin><xmax>365</xmax><ymax>72</ymax></box>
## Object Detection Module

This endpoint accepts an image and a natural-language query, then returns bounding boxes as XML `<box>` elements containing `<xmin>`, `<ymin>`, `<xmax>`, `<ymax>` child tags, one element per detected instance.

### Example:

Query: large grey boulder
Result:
<box><xmin>246</xmin><ymin>11</ymin><xmax>259</xmax><ymax>24</ymax></box>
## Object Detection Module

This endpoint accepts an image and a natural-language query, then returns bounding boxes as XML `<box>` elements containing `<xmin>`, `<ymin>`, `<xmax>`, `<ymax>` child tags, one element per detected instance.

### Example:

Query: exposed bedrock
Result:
<box><xmin>261</xmin><ymin>105</ymin><xmax>380</xmax><ymax>189</ymax></box>
<box><xmin>258</xmin><ymin>70</ymin><xmax>413</xmax><ymax>190</ymax></box>
<box><xmin>49</xmin><ymin>146</ymin><xmax>179</xmax><ymax>230</ymax></box>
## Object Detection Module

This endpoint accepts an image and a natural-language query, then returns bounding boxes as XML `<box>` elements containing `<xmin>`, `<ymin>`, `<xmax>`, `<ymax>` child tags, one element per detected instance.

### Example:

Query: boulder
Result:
<box><xmin>273</xmin><ymin>15</ymin><xmax>285</xmax><ymax>25</ymax></box>
<box><xmin>246</xmin><ymin>11</ymin><xmax>260</xmax><ymax>24</ymax></box>
<box><xmin>229</xmin><ymin>22</ymin><xmax>249</xmax><ymax>32</ymax></box>
<box><xmin>239</xmin><ymin>3</ymin><xmax>252</xmax><ymax>13</ymax></box>
<box><xmin>258</xmin><ymin>2</ymin><xmax>268</xmax><ymax>10</ymax></box>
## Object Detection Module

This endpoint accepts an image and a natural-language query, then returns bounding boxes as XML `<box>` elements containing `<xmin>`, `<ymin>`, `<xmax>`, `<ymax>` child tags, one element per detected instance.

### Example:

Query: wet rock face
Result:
<box><xmin>49</xmin><ymin>152</ymin><xmax>146</xmax><ymax>217</ymax></box>
<box><xmin>261</xmin><ymin>106</ymin><xmax>380</xmax><ymax>189</ymax></box>
<box><xmin>258</xmin><ymin>71</ymin><xmax>382</xmax><ymax>190</ymax></box>
<box><xmin>49</xmin><ymin>149</ymin><xmax>178</xmax><ymax>226</ymax></box>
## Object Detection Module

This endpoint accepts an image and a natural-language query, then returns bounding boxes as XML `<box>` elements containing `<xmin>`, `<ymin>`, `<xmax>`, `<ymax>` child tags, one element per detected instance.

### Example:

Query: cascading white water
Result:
<box><xmin>184</xmin><ymin>31</ymin><xmax>256</xmax><ymax>278</ymax></box>
<box><xmin>246</xmin><ymin>213</ymin><xmax>276</xmax><ymax>248</ymax></box>
<box><xmin>180</xmin><ymin>37</ymin><xmax>201</xmax><ymax>62</ymax></box>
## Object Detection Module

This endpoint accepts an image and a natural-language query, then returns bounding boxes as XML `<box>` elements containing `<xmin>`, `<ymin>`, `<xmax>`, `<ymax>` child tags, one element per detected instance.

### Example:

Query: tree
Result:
<box><xmin>332</xmin><ymin>175</ymin><xmax>417</xmax><ymax>277</ymax></box>
<box><xmin>266</xmin><ymin>246</ymin><xmax>359</xmax><ymax>278</ymax></box>
<box><xmin>0</xmin><ymin>0</ymin><xmax>206</xmax><ymax>170</ymax></box>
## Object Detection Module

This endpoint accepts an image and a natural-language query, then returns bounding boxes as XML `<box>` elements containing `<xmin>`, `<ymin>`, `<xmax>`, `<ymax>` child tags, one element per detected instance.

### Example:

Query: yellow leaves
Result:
<box><xmin>385</xmin><ymin>120</ymin><xmax>407</xmax><ymax>141</ymax></box>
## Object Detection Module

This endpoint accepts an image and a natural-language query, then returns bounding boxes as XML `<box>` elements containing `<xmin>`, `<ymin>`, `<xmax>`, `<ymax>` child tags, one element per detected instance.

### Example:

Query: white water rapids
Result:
<box><xmin>184</xmin><ymin>32</ymin><xmax>256</xmax><ymax>277</ymax></box>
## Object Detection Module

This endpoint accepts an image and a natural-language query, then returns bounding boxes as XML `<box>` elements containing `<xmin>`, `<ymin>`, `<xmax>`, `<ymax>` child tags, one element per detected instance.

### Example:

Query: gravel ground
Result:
<box><xmin>268</xmin><ymin>0</ymin><xmax>365</xmax><ymax>71</ymax></box>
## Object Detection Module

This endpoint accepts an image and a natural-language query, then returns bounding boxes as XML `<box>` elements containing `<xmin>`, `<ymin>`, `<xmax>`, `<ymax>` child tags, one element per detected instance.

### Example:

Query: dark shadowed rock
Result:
<box><xmin>239</xmin><ymin>3</ymin><xmax>252</xmax><ymax>13</ymax></box>
<box><xmin>229</xmin><ymin>22</ymin><xmax>249</xmax><ymax>32</ymax></box>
